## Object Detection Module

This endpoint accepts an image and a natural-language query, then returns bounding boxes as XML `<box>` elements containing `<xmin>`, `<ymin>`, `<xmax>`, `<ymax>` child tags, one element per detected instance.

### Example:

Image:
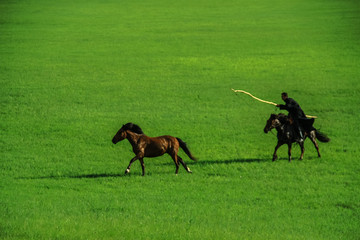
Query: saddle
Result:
<box><xmin>299</xmin><ymin>118</ymin><xmax>315</xmax><ymax>132</ymax></box>
<box><xmin>288</xmin><ymin>117</ymin><xmax>315</xmax><ymax>132</ymax></box>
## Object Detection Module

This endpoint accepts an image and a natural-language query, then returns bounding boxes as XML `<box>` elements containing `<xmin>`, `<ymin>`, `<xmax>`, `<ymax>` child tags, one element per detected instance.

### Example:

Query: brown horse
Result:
<box><xmin>264</xmin><ymin>113</ymin><xmax>330</xmax><ymax>162</ymax></box>
<box><xmin>112</xmin><ymin>123</ymin><xmax>197</xmax><ymax>176</ymax></box>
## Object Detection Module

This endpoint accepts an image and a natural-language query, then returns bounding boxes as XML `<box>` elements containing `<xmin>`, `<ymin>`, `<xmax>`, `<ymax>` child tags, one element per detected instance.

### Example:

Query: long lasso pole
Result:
<box><xmin>231</xmin><ymin>89</ymin><xmax>277</xmax><ymax>106</ymax></box>
<box><xmin>231</xmin><ymin>89</ymin><xmax>317</xmax><ymax>118</ymax></box>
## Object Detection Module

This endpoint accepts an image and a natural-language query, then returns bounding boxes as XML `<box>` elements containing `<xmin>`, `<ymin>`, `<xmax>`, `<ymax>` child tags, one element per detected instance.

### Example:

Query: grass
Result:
<box><xmin>1</xmin><ymin>0</ymin><xmax>360</xmax><ymax>239</ymax></box>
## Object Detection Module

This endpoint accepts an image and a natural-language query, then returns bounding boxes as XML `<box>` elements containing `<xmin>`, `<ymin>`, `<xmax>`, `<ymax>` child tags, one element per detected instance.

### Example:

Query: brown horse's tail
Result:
<box><xmin>315</xmin><ymin>130</ymin><xmax>330</xmax><ymax>143</ymax></box>
<box><xmin>176</xmin><ymin>138</ymin><xmax>197</xmax><ymax>161</ymax></box>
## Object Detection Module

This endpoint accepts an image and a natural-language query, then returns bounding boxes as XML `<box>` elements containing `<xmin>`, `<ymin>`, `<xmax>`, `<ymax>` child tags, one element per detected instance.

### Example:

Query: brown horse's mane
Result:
<box><xmin>122</xmin><ymin>123</ymin><xmax>144</xmax><ymax>134</ymax></box>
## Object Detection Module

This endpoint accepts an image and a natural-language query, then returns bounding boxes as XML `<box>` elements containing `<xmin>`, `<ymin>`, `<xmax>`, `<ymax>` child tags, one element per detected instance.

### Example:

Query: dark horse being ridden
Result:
<box><xmin>264</xmin><ymin>113</ymin><xmax>330</xmax><ymax>162</ymax></box>
<box><xmin>112</xmin><ymin>123</ymin><xmax>197</xmax><ymax>176</ymax></box>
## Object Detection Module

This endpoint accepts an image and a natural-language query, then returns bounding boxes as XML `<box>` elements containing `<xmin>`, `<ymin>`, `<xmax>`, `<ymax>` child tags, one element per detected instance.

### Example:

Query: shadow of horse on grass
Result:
<box><xmin>156</xmin><ymin>157</ymin><xmax>267</xmax><ymax>166</ymax></box>
<box><xmin>18</xmin><ymin>173</ymin><xmax>125</xmax><ymax>180</ymax></box>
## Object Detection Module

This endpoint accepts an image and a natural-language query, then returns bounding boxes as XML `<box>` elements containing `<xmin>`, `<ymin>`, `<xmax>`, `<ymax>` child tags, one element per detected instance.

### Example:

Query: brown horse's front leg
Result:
<box><xmin>139</xmin><ymin>158</ymin><xmax>145</xmax><ymax>176</ymax></box>
<box><xmin>287</xmin><ymin>144</ymin><xmax>292</xmax><ymax>162</ymax></box>
<box><xmin>273</xmin><ymin>142</ymin><xmax>282</xmax><ymax>161</ymax></box>
<box><xmin>125</xmin><ymin>156</ymin><xmax>138</xmax><ymax>175</ymax></box>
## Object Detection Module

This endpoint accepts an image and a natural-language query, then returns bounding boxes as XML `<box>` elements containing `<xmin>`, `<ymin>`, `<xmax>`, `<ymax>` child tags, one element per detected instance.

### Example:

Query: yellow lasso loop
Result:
<box><xmin>231</xmin><ymin>89</ymin><xmax>317</xmax><ymax>118</ymax></box>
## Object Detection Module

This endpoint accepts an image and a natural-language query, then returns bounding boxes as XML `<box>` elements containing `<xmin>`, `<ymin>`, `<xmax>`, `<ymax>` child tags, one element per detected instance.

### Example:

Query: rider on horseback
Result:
<box><xmin>276</xmin><ymin>92</ymin><xmax>314</xmax><ymax>142</ymax></box>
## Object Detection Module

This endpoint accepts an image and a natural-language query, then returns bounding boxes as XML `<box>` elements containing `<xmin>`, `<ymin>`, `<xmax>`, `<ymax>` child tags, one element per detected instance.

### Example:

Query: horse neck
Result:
<box><xmin>275</xmin><ymin>122</ymin><xmax>286</xmax><ymax>134</ymax></box>
<box><xmin>276</xmin><ymin>121</ymin><xmax>295</xmax><ymax>139</ymax></box>
<box><xmin>125</xmin><ymin>130</ymin><xmax>141</xmax><ymax>146</ymax></box>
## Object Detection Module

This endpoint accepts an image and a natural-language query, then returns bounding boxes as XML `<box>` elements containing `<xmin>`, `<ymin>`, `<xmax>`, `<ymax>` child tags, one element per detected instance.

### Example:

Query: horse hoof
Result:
<box><xmin>125</xmin><ymin>169</ymin><xmax>130</xmax><ymax>174</ymax></box>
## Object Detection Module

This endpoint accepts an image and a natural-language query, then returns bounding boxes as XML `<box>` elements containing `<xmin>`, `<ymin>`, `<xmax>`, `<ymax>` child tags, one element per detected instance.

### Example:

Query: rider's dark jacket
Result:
<box><xmin>278</xmin><ymin>98</ymin><xmax>306</xmax><ymax>120</ymax></box>
<box><xmin>278</xmin><ymin>98</ymin><xmax>314</xmax><ymax>132</ymax></box>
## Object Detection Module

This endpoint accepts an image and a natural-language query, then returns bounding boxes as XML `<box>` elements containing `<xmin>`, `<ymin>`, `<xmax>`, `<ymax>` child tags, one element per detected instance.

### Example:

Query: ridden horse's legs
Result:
<box><xmin>273</xmin><ymin>142</ymin><xmax>282</xmax><ymax>161</ymax></box>
<box><xmin>125</xmin><ymin>156</ymin><xmax>139</xmax><ymax>175</ymax></box>
<box><xmin>299</xmin><ymin>141</ymin><xmax>305</xmax><ymax>160</ymax></box>
<box><xmin>139</xmin><ymin>158</ymin><xmax>145</xmax><ymax>176</ymax></box>
<box><xmin>177</xmin><ymin>156</ymin><xmax>192</xmax><ymax>173</ymax></box>
<box><xmin>309</xmin><ymin>131</ymin><xmax>321</xmax><ymax>157</ymax></box>
<box><xmin>287</xmin><ymin>143</ymin><xmax>292</xmax><ymax>162</ymax></box>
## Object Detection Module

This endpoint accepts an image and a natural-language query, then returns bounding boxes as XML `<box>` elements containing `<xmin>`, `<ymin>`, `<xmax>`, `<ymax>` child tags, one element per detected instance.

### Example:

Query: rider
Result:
<box><xmin>276</xmin><ymin>92</ymin><xmax>314</xmax><ymax>141</ymax></box>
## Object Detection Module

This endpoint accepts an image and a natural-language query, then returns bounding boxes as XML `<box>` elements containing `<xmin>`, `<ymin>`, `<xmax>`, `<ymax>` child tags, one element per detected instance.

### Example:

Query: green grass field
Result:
<box><xmin>1</xmin><ymin>0</ymin><xmax>359</xmax><ymax>239</ymax></box>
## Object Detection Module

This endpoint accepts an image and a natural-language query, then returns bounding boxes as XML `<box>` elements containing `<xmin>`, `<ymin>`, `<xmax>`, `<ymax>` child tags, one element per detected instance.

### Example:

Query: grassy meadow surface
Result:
<box><xmin>1</xmin><ymin>0</ymin><xmax>359</xmax><ymax>239</ymax></box>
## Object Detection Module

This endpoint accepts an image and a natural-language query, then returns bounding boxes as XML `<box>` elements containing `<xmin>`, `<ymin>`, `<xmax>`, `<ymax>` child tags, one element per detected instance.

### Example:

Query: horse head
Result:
<box><xmin>112</xmin><ymin>123</ymin><xmax>144</xmax><ymax>144</ymax></box>
<box><xmin>112</xmin><ymin>125</ymin><xmax>127</xmax><ymax>144</ymax></box>
<box><xmin>264</xmin><ymin>114</ymin><xmax>282</xmax><ymax>133</ymax></box>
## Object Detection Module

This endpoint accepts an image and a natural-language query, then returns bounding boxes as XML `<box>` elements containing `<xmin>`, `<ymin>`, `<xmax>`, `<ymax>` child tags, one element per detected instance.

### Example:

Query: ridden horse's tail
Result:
<box><xmin>315</xmin><ymin>130</ymin><xmax>330</xmax><ymax>142</ymax></box>
<box><xmin>176</xmin><ymin>138</ymin><xmax>197</xmax><ymax>161</ymax></box>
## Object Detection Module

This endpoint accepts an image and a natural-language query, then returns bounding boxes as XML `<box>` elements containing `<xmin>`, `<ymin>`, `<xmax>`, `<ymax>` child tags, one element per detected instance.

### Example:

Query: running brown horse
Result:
<box><xmin>264</xmin><ymin>113</ymin><xmax>330</xmax><ymax>162</ymax></box>
<box><xmin>112</xmin><ymin>123</ymin><xmax>197</xmax><ymax>176</ymax></box>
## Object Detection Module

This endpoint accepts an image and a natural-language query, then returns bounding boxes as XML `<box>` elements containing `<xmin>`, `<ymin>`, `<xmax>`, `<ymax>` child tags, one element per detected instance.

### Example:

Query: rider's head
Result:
<box><xmin>281</xmin><ymin>92</ymin><xmax>288</xmax><ymax>101</ymax></box>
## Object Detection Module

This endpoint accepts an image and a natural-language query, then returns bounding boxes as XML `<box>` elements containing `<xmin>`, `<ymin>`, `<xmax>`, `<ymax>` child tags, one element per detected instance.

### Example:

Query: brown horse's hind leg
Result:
<box><xmin>309</xmin><ymin>131</ymin><xmax>321</xmax><ymax>157</ymax></box>
<box><xmin>170</xmin><ymin>153</ymin><xmax>180</xmax><ymax>175</ymax></box>
<box><xmin>178</xmin><ymin>156</ymin><xmax>192</xmax><ymax>173</ymax></box>
<box><xmin>125</xmin><ymin>156</ymin><xmax>138</xmax><ymax>175</ymax></box>
<box><xmin>139</xmin><ymin>158</ymin><xmax>145</xmax><ymax>176</ymax></box>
